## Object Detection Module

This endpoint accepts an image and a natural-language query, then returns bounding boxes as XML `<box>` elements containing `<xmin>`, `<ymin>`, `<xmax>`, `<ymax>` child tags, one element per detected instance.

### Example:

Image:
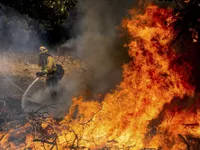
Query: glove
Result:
<box><xmin>36</xmin><ymin>72</ymin><xmax>46</xmax><ymax>77</ymax></box>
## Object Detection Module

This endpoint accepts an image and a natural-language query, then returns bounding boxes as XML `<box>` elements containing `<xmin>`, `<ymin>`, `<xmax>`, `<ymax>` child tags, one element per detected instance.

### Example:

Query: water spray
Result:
<box><xmin>21</xmin><ymin>77</ymin><xmax>39</xmax><ymax>109</ymax></box>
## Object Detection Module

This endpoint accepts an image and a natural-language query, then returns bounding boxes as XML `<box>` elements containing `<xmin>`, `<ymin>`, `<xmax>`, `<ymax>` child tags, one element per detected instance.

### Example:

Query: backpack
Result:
<box><xmin>56</xmin><ymin>64</ymin><xmax>64</xmax><ymax>80</ymax></box>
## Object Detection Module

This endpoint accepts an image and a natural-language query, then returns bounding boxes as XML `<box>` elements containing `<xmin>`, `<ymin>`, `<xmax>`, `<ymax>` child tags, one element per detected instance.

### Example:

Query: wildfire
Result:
<box><xmin>0</xmin><ymin>4</ymin><xmax>198</xmax><ymax>150</ymax></box>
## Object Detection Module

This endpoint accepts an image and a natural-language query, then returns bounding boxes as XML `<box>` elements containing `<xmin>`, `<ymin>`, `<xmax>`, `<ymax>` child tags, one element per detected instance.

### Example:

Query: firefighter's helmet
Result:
<box><xmin>39</xmin><ymin>46</ymin><xmax>48</xmax><ymax>53</ymax></box>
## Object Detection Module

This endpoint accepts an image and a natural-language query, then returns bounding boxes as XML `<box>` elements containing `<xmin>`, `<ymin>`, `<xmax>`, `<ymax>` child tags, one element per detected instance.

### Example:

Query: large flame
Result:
<box><xmin>0</xmin><ymin>5</ymin><xmax>197</xmax><ymax>150</ymax></box>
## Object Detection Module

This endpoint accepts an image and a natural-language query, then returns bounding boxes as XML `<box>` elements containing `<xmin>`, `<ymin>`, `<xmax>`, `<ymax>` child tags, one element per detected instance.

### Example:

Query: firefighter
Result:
<box><xmin>36</xmin><ymin>46</ymin><xmax>64</xmax><ymax>90</ymax></box>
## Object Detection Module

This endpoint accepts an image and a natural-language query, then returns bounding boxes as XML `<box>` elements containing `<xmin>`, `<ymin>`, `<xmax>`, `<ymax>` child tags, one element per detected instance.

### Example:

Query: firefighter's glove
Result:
<box><xmin>36</xmin><ymin>72</ymin><xmax>46</xmax><ymax>77</ymax></box>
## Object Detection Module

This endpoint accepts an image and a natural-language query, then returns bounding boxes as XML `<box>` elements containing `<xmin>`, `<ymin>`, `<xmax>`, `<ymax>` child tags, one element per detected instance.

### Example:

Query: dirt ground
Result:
<box><xmin>0</xmin><ymin>51</ymin><xmax>84</xmax><ymax>113</ymax></box>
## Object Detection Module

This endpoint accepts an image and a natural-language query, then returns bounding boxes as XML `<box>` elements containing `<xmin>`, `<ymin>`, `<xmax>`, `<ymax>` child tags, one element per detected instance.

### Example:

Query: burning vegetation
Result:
<box><xmin>1</xmin><ymin>2</ymin><xmax>200</xmax><ymax>150</ymax></box>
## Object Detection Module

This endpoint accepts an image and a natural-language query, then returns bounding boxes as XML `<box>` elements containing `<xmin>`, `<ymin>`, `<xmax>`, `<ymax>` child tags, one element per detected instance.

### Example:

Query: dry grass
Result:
<box><xmin>0</xmin><ymin>51</ymin><xmax>85</xmax><ymax>78</ymax></box>
<box><xmin>0</xmin><ymin>51</ymin><xmax>85</xmax><ymax>98</ymax></box>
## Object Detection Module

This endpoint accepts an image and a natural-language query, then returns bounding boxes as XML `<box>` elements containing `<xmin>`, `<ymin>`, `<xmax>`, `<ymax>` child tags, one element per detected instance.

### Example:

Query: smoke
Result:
<box><xmin>20</xmin><ymin>0</ymin><xmax>181</xmax><ymax>118</ymax></box>
<box><xmin>62</xmin><ymin>0</ymin><xmax>138</xmax><ymax>98</ymax></box>
<box><xmin>0</xmin><ymin>4</ymin><xmax>49</xmax><ymax>115</ymax></box>
<box><xmin>0</xmin><ymin>4</ymin><xmax>42</xmax><ymax>51</ymax></box>
<box><xmin>22</xmin><ymin>71</ymin><xmax>87</xmax><ymax>118</ymax></box>
<box><xmin>21</xmin><ymin>0</ymin><xmax>189</xmax><ymax>118</ymax></box>
<box><xmin>0</xmin><ymin>4</ymin><xmax>44</xmax><ymax>107</ymax></box>
<box><xmin>22</xmin><ymin>0</ymin><xmax>140</xmax><ymax>118</ymax></box>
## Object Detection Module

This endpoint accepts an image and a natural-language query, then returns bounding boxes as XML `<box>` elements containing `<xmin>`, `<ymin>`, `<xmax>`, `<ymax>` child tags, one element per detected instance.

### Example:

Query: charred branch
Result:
<box><xmin>78</xmin><ymin>107</ymin><xmax>102</xmax><ymax>125</ymax></box>
<box><xmin>182</xmin><ymin>123</ymin><xmax>199</xmax><ymax>126</ymax></box>
<box><xmin>33</xmin><ymin>136</ymin><xmax>57</xmax><ymax>146</ymax></box>
<box><xmin>178</xmin><ymin>134</ymin><xmax>190</xmax><ymax>150</ymax></box>
<box><xmin>185</xmin><ymin>135</ymin><xmax>200</xmax><ymax>150</ymax></box>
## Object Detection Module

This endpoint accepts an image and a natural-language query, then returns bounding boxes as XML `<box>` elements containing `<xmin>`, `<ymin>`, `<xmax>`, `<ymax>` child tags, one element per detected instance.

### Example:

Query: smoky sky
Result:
<box><xmin>65</xmin><ymin>0</ymin><xmax>138</xmax><ymax>98</ymax></box>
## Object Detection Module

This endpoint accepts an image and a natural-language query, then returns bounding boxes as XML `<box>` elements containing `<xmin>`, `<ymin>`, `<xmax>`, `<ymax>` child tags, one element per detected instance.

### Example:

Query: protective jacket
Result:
<box><xmin>38</xmin><ymin>52</ymin><xmax>57</xmax><ymax>74</ymax></box>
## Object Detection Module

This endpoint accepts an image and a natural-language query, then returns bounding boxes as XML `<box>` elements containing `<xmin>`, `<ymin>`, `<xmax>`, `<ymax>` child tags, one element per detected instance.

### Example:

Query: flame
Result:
<box><xmin>0</xmin><ymin>5</ymin><xmax>197</xmax><ymax>150</ymax></box>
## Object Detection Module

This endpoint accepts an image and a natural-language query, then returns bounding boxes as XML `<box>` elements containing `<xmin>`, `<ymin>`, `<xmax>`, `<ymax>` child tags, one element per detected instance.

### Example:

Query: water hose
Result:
<box><xmin>21</xmin><ymin>77</ymin><xmax>39</xmax><ymax>109</ymax></box>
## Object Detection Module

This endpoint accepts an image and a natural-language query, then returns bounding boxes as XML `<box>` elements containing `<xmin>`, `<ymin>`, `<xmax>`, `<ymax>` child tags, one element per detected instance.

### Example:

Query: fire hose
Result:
<box><xmin>21</xmin><ymin>77</ymin><xmax>39</xmax><ymax>109</ymax></box>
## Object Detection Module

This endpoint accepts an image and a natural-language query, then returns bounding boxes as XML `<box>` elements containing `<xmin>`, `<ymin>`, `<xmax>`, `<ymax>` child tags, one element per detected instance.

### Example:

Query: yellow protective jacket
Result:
<box><xmin>38</xmin><ymin>52</ymin><xmax>57</xmax><ymax>74</ymax></box>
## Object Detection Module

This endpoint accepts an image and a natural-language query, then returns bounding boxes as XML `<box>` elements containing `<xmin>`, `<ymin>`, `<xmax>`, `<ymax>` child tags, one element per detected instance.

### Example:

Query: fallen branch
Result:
<box><xmin>0</xmin><ymin>132</ymin><xmax>8</xmax><ymax>141</ymax></box>
<box><xmin>33</xmin><ymin>135</ymin><xmax>58</xmax><ymax>150</ymax></box>
<box><xmin>33</xmin><ymin>137</ymin><xmax>57</xmax><ymax>145</ymax></box>
<box><xmin>182</xmin><ymin>123</ymin><xmax>199</xmax><ymax>126</ymax></box>
<box><xmin>178</xmin><ymin>134</ymin><xmax>190</xmax><ymax>150</ymax></box>
<box><xmin>78</xmin><ymin>107</ymin><xmax>102</xmax><ymax>125</ymax></box>
<box><xmin>50</xmin><ymin>137</ymin><xmax>58</xmax><ymax>150</ymax></box>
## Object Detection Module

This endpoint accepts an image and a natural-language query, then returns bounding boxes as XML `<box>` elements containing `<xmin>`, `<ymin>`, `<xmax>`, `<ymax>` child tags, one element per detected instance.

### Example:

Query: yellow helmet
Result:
<box><xmin>39</xmin><ymin>46</ymin><xmax>48</xmax><ymax>53</ymax></box>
